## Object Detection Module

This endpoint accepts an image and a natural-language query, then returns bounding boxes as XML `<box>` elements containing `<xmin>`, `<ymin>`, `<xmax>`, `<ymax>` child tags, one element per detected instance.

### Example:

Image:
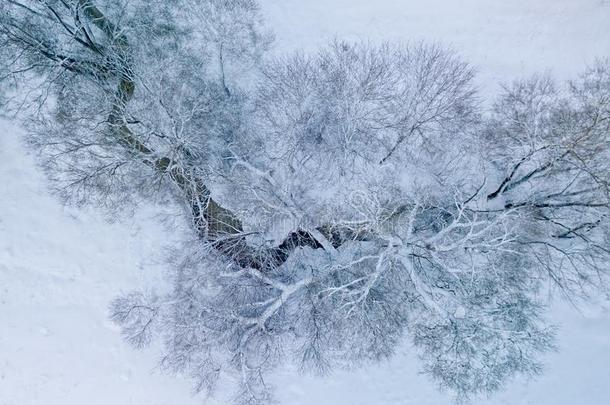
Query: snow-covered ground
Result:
<box><xmin>0</xmin><ymin>123</ymin><xmax>206</xmax><ymax>405</ymax></box>
<box><xmin>1</xmin><ymin>1</ymin><xmax>610</xmax><ymax>404</ymax></box>
<box><xmin>263</xmin><ymin>0</ymin><xmax>610</xmax><ymax>98</ymax></box>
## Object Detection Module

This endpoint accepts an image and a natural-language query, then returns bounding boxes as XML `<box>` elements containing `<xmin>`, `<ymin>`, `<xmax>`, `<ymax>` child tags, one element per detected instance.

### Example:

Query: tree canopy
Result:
<box><xmin>1</xmin><ymin>1</ymin><xmax>609</xmax><ymax>404</ymax></box>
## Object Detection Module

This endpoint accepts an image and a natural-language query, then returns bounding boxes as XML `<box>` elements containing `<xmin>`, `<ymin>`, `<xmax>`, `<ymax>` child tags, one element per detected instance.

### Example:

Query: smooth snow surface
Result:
<box><xmin>2</xmin><ymin>1</ymin><xmax>610</xmax><ymax>404</ymax></box>
<box><xmin>0</xmin><ymin>124</ymin><xmax>207</xmax><ymax>405</ymax></box>
<box><xmin>263</xmin><ymin>0</ymin><xmax>610</xmax><ymax>98</ymax></box>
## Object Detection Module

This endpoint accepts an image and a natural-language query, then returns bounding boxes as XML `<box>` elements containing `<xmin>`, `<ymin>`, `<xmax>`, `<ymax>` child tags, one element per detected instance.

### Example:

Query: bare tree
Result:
<box><xmin>1</xmin><ymin>2</ymin><xmax>609</xmax><ymax>404</ymax></box>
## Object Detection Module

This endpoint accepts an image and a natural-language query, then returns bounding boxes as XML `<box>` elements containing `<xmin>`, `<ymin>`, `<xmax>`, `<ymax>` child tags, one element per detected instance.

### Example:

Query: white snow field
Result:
<box><xmin>1</xmin><ymin>1</ymin><xmax>610</xmax><ymax>404</ymax></box>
